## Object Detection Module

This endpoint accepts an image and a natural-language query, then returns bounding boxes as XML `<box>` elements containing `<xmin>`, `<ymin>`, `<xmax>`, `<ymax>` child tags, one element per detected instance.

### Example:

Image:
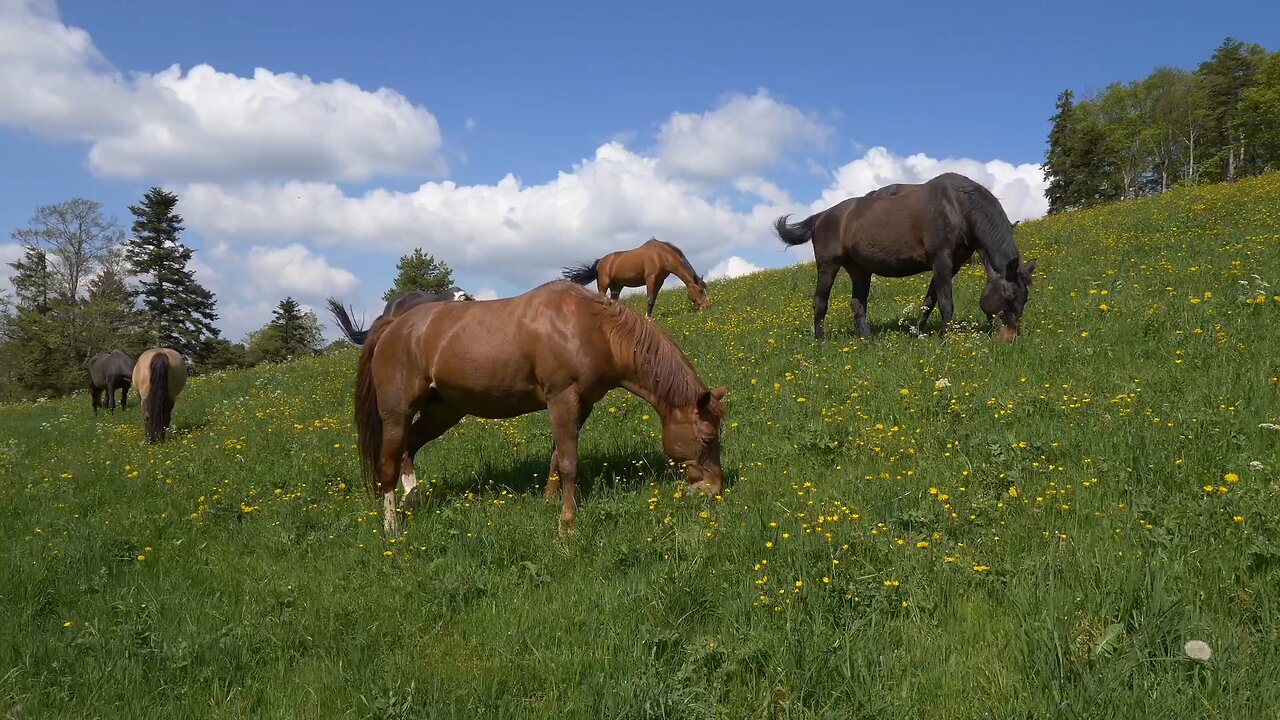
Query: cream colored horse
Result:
<box><xmin>132</xmin><ymin>348</ymin><xmax>188</xmax><ymax>443</ymax></box>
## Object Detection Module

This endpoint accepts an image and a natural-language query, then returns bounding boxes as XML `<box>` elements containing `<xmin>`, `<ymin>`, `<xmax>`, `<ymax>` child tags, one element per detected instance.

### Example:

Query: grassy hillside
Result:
<box><xmin>3</xmin><ymin>176</ymin><xmax>1279</xmax><ymax>719</ymax></box>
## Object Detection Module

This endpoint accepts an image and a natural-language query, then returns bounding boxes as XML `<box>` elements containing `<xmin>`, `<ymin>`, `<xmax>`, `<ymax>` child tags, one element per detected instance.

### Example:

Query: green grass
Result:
<box><xmin>3</xmin><ymin>176</ymin><xmax>1280</xmax><ymax>719</ymax></box>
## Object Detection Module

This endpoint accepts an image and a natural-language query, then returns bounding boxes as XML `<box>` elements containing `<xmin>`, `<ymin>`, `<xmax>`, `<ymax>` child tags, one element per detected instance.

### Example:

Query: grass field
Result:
<box><xmin>3</xmin><ymin>177</ymin><xmax>1280</xmax><ymax>719</ymax></box>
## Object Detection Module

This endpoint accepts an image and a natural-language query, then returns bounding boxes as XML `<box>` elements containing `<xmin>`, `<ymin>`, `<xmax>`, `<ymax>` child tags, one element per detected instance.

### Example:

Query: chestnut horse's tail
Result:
<box><xmin>354</xmin><ymin>318</ymin><xmax>393</xmax><ymax>489</ymax></box>
<box><xmin>145</xmin><ymin>353</ymin><xmax>171</xmax><ymax>443</ymax></box>
<box><xmin>326</xmin><ymin>296</ymin><xmax>369</xmax><ymax>345</ymax></box>
<box><xmin>774</xmin><ymin>212</ymin><xmax>820</xmax><ymax>246</ymax></box>
<box><xmin>562</xmin><ymin>259</ymin><xmax>600</xmax><ymax>285</ymax></box>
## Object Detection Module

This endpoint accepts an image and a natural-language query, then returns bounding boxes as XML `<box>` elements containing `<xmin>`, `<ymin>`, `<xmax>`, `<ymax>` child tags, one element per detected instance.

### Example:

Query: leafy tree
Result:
<box><xmin>83</xmin><ymin>250</ymin><xmax>143</xmax><ymax>355</ymax></box>
<box><xmin>201</xmin><ymin>337</ymin><xmax>251</xmax><ymax>372</ymax></box>
<box><xmin>10</xmin><ymin>198</ymin><xmax>123</xmax><ymax>304</ymax></box>
<box><xmin>1239</xmin><ymin>50</ymin><xmax>1280</xmax><ymax>174</ymax></box>
<box><xmin>126</xmin><ymin>187</ymin><xmax>221</xmax><ymax>361</ymax></box>
<box><xmin>1196</xmin><ymin>37</ymin><xmax>1265</xmax><ymax>182</ymax></box>
<box><xmin>384</xmin><ymin>248</ymin><xmax>454</xmax><ymax>300</ymax></box>
<box><xmin>3</xmin><ymin>247</ymin><xmax>69</xmax><ymax>397</ymax></box>
<box><xmin>246</xmin><ymin>298</ymin><xmax>324</xmax><ymax>364</ymax></box>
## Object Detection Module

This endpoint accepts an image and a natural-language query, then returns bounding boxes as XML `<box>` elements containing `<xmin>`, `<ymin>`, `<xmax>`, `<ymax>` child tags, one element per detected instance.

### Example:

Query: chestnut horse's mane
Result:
<box><xmin>594</xmin><ymin>289</ymin><xmax>705</xmax><ymax>409</ymax></box>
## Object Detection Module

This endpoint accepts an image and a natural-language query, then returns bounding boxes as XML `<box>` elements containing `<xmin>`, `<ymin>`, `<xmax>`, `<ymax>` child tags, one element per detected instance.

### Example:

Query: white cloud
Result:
<box><xmin>245</xmin><ymin>244</ymin><xmax>359</xmax><ymax>297</ymax></box>
<box><xmin>465</xmin><ymin>117</ymin><xmax>476</xmax><ymax>131</ymax></box>
<box><xmin>0</xmin><ymin>0</ymin><xmax>445</xmax><ymax>183</ymax></box>
<box><xmin>0</xmin><ymin>243</ymin><xmax>24</xmax><ymax>300</ymax></box>
<box><xmin>815</xmin><ymin>146</ymin><xmax>1048</xmax><ymax>221</ymax></box>
<box><xmin>473</xmin><ymin>288</ymin><xmax>499</xmax><ymax>300</ymax></box>
<box><xmin>179</xmin><ymin>142</ymin><xmax>783</xmax><ymax>289</ymax></box>
<box><xmin>657</xmin><ymin>89</ymin><xmax>831</xmax><ymax>183</ymax></box>
<box><xmin>707</xmin><ymin>256</ymin><xmax>764</xmax><ymax>280</ymax></box>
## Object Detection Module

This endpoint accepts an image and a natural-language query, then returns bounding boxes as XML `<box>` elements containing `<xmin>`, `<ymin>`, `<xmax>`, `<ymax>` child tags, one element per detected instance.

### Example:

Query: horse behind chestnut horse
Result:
<box><xmin>88</xmin><ymin>349</ymin><xmax>136</xmax><ymax>414</ymax></box>
<box><xmin>775</xmin><ymin>172</ymin><xmax>1036</xmax><ymax>341</ymax></box>
<box><xmin>326</xmin><ymin>287</ymin><xmax>475</xmax><ymax>345</ymax></box>
<box><xmin>354</xmin><ymin>280</ymin><xmax>727</xmax><ymax>534</ymax></box>
<box><xmin>132</xmin><ymin>348</ymin><xmax>187</xmax><ymax>443</ymax></box>
<box><xmin>562</xmin><ymin>238</ymin><xmax>710</xmax><ymax>316</ymax></box>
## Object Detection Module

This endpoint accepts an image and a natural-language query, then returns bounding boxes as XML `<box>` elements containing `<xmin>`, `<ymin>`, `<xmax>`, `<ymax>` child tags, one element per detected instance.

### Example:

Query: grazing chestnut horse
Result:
<box><xmin>775</xmin><ymin>172</ymin><xmax>1036</xmax><ymax>341</ymax></box>
<box><xmin>563</xmin><ymin>238</ymin><xmax>710</xmax><ymax>317</ymax></box>
<box><xmin>132</xmin><ymin>348</ymin><xmax>187</xmax><ymax>443</ymax></box>
<box><xmin>355</xmin><ymin>280</ymin><xmax>727</xmax><ymax>534</ymax></box>
<box><xmin>326</xmin><ymin>287</ymin><xmax>475</xmax><ymax>345</ymax></box>
<box><xmin>88</xmin><ymin>349</ymin><xmax>136</xmax><ymax>414</ymax></box>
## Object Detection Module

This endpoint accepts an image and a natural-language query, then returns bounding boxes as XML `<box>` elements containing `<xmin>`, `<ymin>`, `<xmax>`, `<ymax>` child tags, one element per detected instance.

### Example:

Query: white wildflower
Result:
<box><xmin>1184</xmin><ymin>640</ymin><xmax>1212</xmax><ymax>661</ymax></box>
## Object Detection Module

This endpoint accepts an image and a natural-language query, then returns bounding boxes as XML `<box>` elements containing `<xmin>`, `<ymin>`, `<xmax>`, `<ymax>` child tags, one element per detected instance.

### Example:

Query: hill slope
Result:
<box><xmin>3</xmin><ymin>177</ymin><xmax>1279</xmax><ymax>718</ymax></box>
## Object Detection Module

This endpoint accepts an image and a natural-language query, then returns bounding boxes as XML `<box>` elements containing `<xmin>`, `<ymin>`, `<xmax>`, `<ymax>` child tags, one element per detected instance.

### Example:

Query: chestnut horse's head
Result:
<box><xmin>660</xmin><ymin>385</ymin><xmax>726</xmax><ymax>494</ymax></box>
<box><xmin>981</xmin><ymin>258</ymin><xmax>1036</xmax><ymax>342</ymax></box>
<box><xmin>687</xmin><ymin>276</ymin><xmax>711</xmax><ymax>311</ymax></box>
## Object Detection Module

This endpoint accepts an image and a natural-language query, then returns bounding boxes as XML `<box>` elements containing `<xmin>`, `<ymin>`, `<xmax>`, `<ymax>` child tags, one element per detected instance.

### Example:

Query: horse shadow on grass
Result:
<box><xmin>407</xmin><ymin>447</ymin><xmax>740</xmax><ymax>511</ymax></box>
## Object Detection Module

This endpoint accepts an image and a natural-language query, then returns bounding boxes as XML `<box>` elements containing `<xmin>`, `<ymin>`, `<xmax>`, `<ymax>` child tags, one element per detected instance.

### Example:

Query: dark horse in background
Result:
<box><xmin>775</xmin><ymin>172</ymin><xmax>1036</xmax><ymax>341</ymax></box>
<box><xmin>326</xmin><ymin>288</ymin><xmax>476</xmax><ymax>345</ymax></box>
<box><xmin>88</xmin><ymin>349</ymin><xmax>136</xmax><ymax>414</ymax></box>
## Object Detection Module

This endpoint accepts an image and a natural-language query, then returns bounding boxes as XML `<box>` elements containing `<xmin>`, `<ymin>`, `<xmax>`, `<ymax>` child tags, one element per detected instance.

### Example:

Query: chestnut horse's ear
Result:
<box><xmin>699</xmin><ymin>385</ymin><xmax>728</xmax><ymax>417</ymax></box>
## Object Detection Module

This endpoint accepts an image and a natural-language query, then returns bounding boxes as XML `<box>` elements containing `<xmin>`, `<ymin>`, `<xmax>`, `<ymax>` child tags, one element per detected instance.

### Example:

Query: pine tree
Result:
<box><xmin>4</xmin><ymin>247</ymin><xmax>65</xmax><ymax>397</ymax></box>
<box><xmin>1197</xmin><ymin>38</ymin><xmax>1265</xmax><ymax>181</ymax></box>
<box><xmin>272</xmin><ymin>297</ymin><xmax>307</xmax><ymax>356</ymax></box>
<box><xmin>247</xmin><ymin>298</ymin><xmax>323</xmax><ymax>364</ymax></box>
<box><xmin>1044</xmin><ymin>90</ymin><xmax>1077</xmax><ymax>214</ymax></box>
<box><xmin>125</xmin><ymin>187</ymin><xmax>221</xmax><ymax>361</ymax></box>
<box><xmin>84</xmin><ymin>250</ymin><xmax>142</xmax><ymax>354</ymax></box>
<box><xmin>383</xmin><ymin>248</ymin><xmax>454</xmax><ymax>301</ymax></box>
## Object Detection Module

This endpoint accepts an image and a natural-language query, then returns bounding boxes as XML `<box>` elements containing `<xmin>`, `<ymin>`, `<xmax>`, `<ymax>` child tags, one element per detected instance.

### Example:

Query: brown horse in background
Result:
<box><xmin>354</xmin><ymin>280</ymin><xmax>727</xmax><ymax>534</ymax></box>
<box><xmin>775</xmin><ymin>172</ymin><xmax>1036</xmax><ymax>341</ymax></box>
<box><xmin>132</xmin><ymin>348</ymin><xmax>187</xmax><ymax>443</ymax></box>
<box><xmin>88</xmin><ymin>349</ymin><xmax>136</xmax><ymax>414</ymax></box>
<box><xmin>563</xmin><ymin>238</ymin><xmax>710</xmax><ymax>316</ymax></box>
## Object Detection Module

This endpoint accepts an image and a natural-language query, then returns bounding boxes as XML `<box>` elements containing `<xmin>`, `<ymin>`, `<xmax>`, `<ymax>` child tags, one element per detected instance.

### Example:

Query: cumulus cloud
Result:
<box><xmin>0</xmin><ymin>0</ymin><xmax>444</xmax><ymax>182</ymax></box>
<box><xmin>815</xmin><ymin>146</ymin><xmax>1048</xmax><ymax>221</ymax></box>
<box><xmin>179</xmin><ymin>142</ymin><xmax>786</xmax><ymax>289</ymax></box>
<box><xmin>245</xmin><ymin>244</ymin><xmax>360</xmax><ymax>297</ymax></box>
<box><xmin>0</xmin><ymin>243</ymin><xmax>24</xmax><ymax>300</ymax></box>
<box><xmin>658</xmin><ymin>89</ymin><xmax>831</xmax><ymax>183</ymax></box>
<box><xmin>707</xmin><ymin>256</ymin><xmax>764</xmax><ymax>280</ymax></box>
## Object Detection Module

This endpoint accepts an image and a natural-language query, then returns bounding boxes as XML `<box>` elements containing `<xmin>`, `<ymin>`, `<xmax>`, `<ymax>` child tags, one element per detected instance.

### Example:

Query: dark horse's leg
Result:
<box><xmin>91</xmin><ymin>385</ymin><xmax>103</xmax><ymax>415</ymax></box>
<box><xmin>120</xmin><ymin>382</ymin><xmax>129</xmax><ymax>411</ymax></box>
<box><xmin>848</xmin><ymin>265</ymin><xmax>872</xmax><ymax>340</ymax></box>
<box><xmin>931</xmin><ymin>254</ymin><xmax>957</xmax><ymax>337</ymax></box>
<box><xmin>106</xmin><ymin>379</ymin><xmax>117</xmax><ymax>413</ymax></box>
<box><xmin>812</xmin><ymin>261</ymin><xmax>840</xmax><ymax>340</ymax></box>
<box><xmin>918</xmin><ymin>247</ymin><xmax>973</xmax><ymax>332</ymax></box>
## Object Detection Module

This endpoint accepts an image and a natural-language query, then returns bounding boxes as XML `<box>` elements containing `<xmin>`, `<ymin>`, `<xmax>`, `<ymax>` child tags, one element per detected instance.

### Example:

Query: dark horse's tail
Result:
<box><xmin>774</xmin><ymin>213</ymin><xmax>820</xmax><ymax>246</ymax></box>
<box><xmin>327</xmin><ymin>297</ymin><xmax>368</xmax><ymax>345</ymax></box>
<box><xmin>562</xmin><ymin>259</ymin><xmax>600</xmax><ymax>285</ymax></box>
<box><xmin>146</xmin><ymin>354</ymin><xmax>171</xmax><ymax>443</ymax></box>
<box><xmin>354</xmin><ymin>318</ymin><xmax>394</xmax><ymax>491</ymax></box>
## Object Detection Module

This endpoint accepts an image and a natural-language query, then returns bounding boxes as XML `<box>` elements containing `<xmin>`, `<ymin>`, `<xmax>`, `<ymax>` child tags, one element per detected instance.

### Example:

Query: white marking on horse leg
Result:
<box><xmin>383</xmin><ymin>489</ymin><xmax>399</xmax><ymax>534</ymax></box>
<box><xmin>400</xmin><ymin>469</ymin><xmax>418</xmax><ymax>496</ymax></box>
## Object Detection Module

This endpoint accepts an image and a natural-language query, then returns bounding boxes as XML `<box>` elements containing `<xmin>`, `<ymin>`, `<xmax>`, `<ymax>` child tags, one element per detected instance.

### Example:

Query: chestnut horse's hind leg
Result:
<box><xmin>644</xmin><ymin>274</ymin><xmax>662</xmax><ymax>317</ymax></box>
<box><xmin>378</xmin><ymin>411</ymin><xmax>409</xmax><ymax>534</ymax></box>
<box><xmin>398</xmin><ymin>406</ymin><xmax>463</xmax><ymax>512</ymax></box>
<box><xmin>812</xmin><ymin>262</ymin><xmax>840</xmax><ymax>340</ymax></box>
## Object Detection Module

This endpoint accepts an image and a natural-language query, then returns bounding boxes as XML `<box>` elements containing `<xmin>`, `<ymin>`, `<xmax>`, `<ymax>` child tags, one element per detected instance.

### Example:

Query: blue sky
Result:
<box><xmin>3</xmin><ymin>0</ymin><xmax>1278</xmax><ymax>340</ymax></box>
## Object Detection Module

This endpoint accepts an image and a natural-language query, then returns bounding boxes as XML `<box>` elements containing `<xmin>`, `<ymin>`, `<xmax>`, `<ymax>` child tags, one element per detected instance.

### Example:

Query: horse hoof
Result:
<box><xmin>558</xmin><ymin>518</ymin><xmax>577</xmax><ymax>538</ymax></box>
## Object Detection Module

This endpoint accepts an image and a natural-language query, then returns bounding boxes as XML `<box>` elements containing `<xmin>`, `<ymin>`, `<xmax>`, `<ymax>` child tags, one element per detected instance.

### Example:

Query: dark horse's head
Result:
<box><xmin>981</xmin><ymin>257</ymin><xmax>1037</xmax><ymax>342</ymax></box>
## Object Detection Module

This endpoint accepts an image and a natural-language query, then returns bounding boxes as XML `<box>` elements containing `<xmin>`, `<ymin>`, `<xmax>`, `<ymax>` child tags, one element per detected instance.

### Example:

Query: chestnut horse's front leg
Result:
<box><xmin>547</xmin><ymin>393</ymin><xmax>587</xmax><ymax>534</ymax></box>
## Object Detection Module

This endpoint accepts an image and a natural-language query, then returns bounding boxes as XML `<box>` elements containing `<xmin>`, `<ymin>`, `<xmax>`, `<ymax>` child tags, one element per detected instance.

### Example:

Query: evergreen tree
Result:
<box><xmin>383</xmin><ymin>248</ymin><xmax>454</xmax><ymax>301</ymax></box>
<box><xmin>125</xmin><ymin>187</ymin><xmax>221</xmax><ymax>361</ymax></box>
<box><xmin>84</xmin><ymin>250</ymin><xmax>142</xmax><ymax>354</ymax></box>
<box><xmin>1044</xmin><ymin>90</ymin><xmax>1077</xmax><ymax>214</ymax></box>
<box><xmin>4</xmin><ymin>247</ymin><xmax>66</xmax><ymax>397</ymax></box>
<box><xmin>247</xmin><ymin>298</ymin><xmax>323</xmax><ymax>364</ymax></box>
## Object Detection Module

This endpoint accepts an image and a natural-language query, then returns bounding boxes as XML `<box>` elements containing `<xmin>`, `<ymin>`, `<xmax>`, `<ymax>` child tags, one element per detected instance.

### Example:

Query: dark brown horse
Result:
<box><xmin>326</xmin><ymin>287</ymin><xmax>475</xmax><ymax>345</ymax></box>
<box><xmin>775</xmin><ymin>172</ymin><xmax>1036</xmax><ymax>341</ymax></box>
<box><xmin>354</xmin><ymin>280</ymin><xmax>727</xmax><ymax>534</ymax></box>
<box><xmin>132</xmin><ymin>348</ymin><xmax>187</xmax><ymax>443</ymax></box>
<box><xmin>88</xmin><ymin>349</ymin><xmax>135</xmax><ymax>414</ymax></box>
<box><xmin>563</xmin><ymin>238</ymin><xmax>710</xmax><ymax>316</ymax></box>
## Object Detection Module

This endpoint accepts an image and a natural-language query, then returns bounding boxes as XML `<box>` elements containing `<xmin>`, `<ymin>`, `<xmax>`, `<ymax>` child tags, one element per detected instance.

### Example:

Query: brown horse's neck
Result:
<box><xmin>660</xmin><ymin>247</ymin><xmax>700</xmax><ymax>289</ymax></box>
<box><xmin>603</xmin><ymin>306</ymin><xmax>704</xmax><ymax>415</ymax></box>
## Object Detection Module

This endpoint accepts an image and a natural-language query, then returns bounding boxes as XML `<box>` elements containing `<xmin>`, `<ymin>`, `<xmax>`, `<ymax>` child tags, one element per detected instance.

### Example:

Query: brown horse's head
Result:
<box><xmin>662</xmin><ymin>385</ymin><xmax>727</xmax><ymax>493</ymax></box>
<box><xmin>981</xmin><ymin>258</ymin><xmax>1037</xmax><ymax>341</ymax></box>
<box><xmin>687</xmin><ymin>277</ymin><xmax>711</xmax><ymax>311</ymax></box>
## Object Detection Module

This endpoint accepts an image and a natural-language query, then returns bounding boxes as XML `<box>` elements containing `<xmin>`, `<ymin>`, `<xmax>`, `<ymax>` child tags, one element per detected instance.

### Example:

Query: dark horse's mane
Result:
<box><xmin>958</xmin><ymin>179</ymin><xmax>1019</xmax><ymax>268</ymax></box>
<box><xmin>654</xmin><ymin>239</ymin><xmax>704</xmax><ymax>286</ymax></box>
<box><xmin>595</xmin><ymin>286</ymin><xmax>705</xmax><ymax>407</ymax></box>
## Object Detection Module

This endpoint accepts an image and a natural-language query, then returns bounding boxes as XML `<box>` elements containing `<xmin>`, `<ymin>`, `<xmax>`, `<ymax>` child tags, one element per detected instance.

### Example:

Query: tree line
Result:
<box><xmin>1</xmin><ymin>187</ymin><xmax>457</xmax><ymax>402</ymax></box>
<box><xmin>1044</xmin><ymin>37</ymin><xmax>1280</xmax><ymax>213</ymax></box>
